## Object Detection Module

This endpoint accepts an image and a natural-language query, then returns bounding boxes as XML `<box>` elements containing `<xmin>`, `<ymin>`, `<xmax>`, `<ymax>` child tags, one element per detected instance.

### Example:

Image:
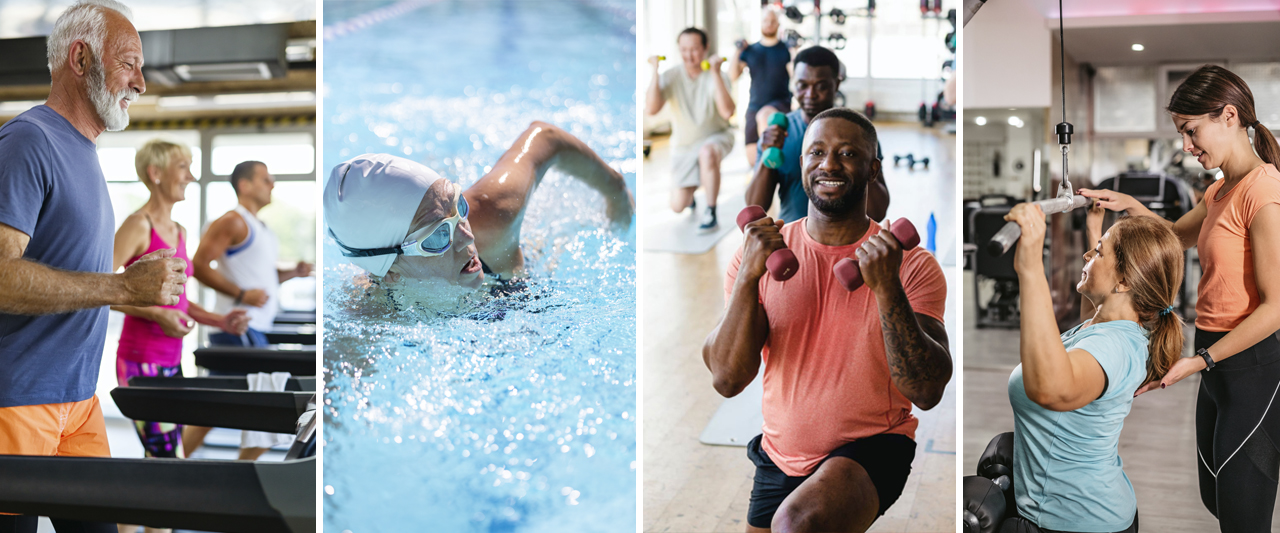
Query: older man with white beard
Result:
<box><xmin>0</xmin><ymin>1</ymin><xmax>187</xmax><ymax>531</ymax></box>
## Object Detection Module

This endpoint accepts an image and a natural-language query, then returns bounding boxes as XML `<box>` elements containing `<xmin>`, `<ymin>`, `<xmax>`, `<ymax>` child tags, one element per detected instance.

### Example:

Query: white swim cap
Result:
<box><xmin>323</xmin><ymin>153</ymin><xmax>443</xmax><ymax>277</ymax></box>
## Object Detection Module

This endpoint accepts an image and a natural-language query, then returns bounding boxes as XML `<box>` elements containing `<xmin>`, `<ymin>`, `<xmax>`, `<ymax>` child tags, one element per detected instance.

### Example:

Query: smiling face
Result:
<box><xmin>152</xmin><ymin>150</ymin><xmax>194</xmax><ymax>203</ymax></box>
<box><xmin>88</xmin><ymin>11</ymin><xmax>145</xmax><ymax>131</ymax></box>
<box><xmin>801</xmin><ymin>117</ymin><xmax>877</xmax><ymax>215</ymax></box>
<box><xmin>794</xmin><ymin>63</ymin><xmax>839</xmax><ymax>121</ymax></box>
<box><xmin>677</xmin><ymin>32</ymin><xmax>706</xmax><ymax>71</ymax></box>
<box><xmin>1078</xmin><ymin>229</ymin><xmax>1126</xmax><ymax>299</ymax></box>
<box><xmin>390</xmin><ymin>180</ymin><xmax>483</xmax><ymax>288</ymax></box>
<box><xmin>1172</xmin><ymin>110</ymin><xmax>1239</xmax><ymax>171</ymax></box>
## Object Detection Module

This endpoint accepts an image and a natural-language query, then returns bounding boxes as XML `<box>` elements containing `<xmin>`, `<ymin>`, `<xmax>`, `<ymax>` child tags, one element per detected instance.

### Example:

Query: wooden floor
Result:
<box><xmin>642</xmin><ymin>124</ymin><xmax>958</xmax><ymax>533</ymax></box>
<box><xmin>961</xmin><ymin>270</ymin><xmax>1280</xmax><ymax>532</ymax></box>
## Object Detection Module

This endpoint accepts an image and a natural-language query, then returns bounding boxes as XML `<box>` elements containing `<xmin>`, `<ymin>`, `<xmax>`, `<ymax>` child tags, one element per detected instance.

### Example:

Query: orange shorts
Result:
<box><xmin>0</xmin><ymin>395</ymin><xmax>111</xmax><ymax>457</ymax></box>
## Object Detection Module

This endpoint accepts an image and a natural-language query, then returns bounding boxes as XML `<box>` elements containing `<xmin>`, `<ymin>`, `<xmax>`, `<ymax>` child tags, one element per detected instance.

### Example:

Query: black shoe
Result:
<box><xmin>688</xmin><ymin>197</ymin><xmax>697</xmax><ymax>213</ymax></box>
<box><xmin>699</xmin><ymin>206</ymin><xmax>718</xmax><ymax>230</ymax></box>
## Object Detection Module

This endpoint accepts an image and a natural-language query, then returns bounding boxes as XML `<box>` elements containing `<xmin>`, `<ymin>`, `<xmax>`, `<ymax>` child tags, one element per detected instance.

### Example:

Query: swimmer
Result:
<box><xmin>325</xmin><ymin>121</ymin><xmax>633</xmax><ymax>290</ymax></box>
<box><xmin>996</xmin><ymin>202</ymin><xmax>1184</xmax><ymax>533</ymax></box>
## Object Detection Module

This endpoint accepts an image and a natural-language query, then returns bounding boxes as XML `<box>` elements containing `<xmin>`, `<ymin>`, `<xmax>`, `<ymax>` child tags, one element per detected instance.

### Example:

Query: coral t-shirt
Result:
<box><xmin>1196</xmin><ymin>164</ymin><xmax>1280</xmax><ymax>332</ymax></box>
<box><xmin>725</xmin><ymin>218</ymin><xmax>948</xmax><ymax>476</ymax></box>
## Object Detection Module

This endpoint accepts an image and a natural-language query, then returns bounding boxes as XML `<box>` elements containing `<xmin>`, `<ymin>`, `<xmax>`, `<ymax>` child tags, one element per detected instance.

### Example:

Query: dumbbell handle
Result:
<box><xmin>737</xmin><ymin>206</ymin><xmax>799</xmax><ymax>282</ymax></box>
<box><xmin>986</xmin><ymin>195</ymin><xmax>1088</xmax><ymax>256</ymax></box>
<box><xmin>833</xmin><ymin>219</ymin><xmax>921</xmax><ymax>292</ymax></box>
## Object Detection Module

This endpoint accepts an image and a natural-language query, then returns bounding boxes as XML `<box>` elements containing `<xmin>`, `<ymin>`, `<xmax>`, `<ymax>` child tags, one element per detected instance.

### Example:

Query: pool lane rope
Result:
<box><xmin>323</xmin><ymin>0</ymin><xmax>444</xmax><ymax>41</ymax></box>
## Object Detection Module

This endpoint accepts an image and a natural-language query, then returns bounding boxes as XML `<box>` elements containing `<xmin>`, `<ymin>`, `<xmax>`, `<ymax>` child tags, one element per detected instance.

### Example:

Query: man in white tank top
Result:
<box><xmin>193</xmin><ymin>161</ymin><xmax>312</xmax><ymax>346</ymax></box>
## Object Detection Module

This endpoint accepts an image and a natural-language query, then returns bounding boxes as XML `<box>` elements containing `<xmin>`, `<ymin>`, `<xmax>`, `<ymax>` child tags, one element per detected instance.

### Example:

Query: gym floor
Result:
<box><xmin>641</xmin><ymin>122</ymin><xmax>958</xmax><ymax>532</ymax></box>
<box><xmin>960</xmin><ymin>267</ymin><xmax>1280</xmax><ymax>531</ymax></box>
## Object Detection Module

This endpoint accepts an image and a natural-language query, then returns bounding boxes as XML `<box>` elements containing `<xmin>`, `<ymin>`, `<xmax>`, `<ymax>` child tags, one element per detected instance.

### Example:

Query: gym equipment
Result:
<box><xmin>656</xmin><ymin>55</ymin><xmax>666</xmax><ymax>60</ymax></box>
<box><xmin>128</xmin><ymin>375</ymin><xmax>316</xmax><ymax>392</ymax></box>
<box><xmin>0</xmin><ymin>390</ymin><xmax>316</xmax><ymax>532</ymax></box>
<box><xmin>265</xmin><ymin>324</ymin><xmax>316</xmax><ymax>345</ymax></box>
<box><xmin>271</xmin><ymin>310</ymin><xmax>315</xmax><ymax>325</ymax></box>
<box><xmin>829</xmin><ymin>8</ymin><xmax>847</xmax><ymax>25</ymax></box>
<box><xmin>864</xmin><ymin>101</ymin><xmax>876</xmax><ymax>120</ymax></box>
<box><xmin>783</xmin><ymin>29</ymin><xmax>804</xmax><ymax>49</ymax></box>
<box><xmin>832</xmin><ymin>219</ymin><xmax>920</xmax><ymax>291</ymax></box>
<box><xmin>195</xmin><ymin>346</ymin><xmax>316</xmax><ymax>376</ymax></box>
<box><xmin>962</xmin><ymin>476</ymin><xmax>1008</xmax><ymax>533</ymax></box>
<box><xmin>986</xmin><ymin>195</ymin><xmax>1088</xmax><ymax>256</ymax></box>
<box><xmin>970</xmin><ymin>202</ymin><xmax>1020</xmax><ymax>328</ymax></box>
<box><xmin>760</xmin><ymin>112</ymin><xmax>788</xmax><ymax>169</ymax></box>
<box><xmin>785</xmin><ymin>5</ymin><xmax>804</xmax><ymax>23</ymax></box>
<box><xmin>736</xmin><ymin>205</ymin><xmax>799</xmax><ymax>281</ymax></box>
<box><xmin>893</xmin><ymin>154</ymin><xmax>930</xmax><ymax>169</ymax></box>
<box><xmin>700</xmin><ymin>57</ymin><xmax>725</xmax><ymax>71</ymax></box>
<box><xmin>827</xmin><ymin>32</ymin><xmax>847</xmax><ymax>50</ymax></box>
<box><xmin>112</xmin><ymin>388</ymin><xmax>311</xmax><ymax>434</ymax></box>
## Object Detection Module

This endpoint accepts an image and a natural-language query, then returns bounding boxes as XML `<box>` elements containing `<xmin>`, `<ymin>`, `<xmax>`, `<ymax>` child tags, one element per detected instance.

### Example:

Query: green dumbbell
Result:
<box><xmin>761</xmin><ymin>112</ymin><xmax>788</xmax><ymax>169</ymax></box>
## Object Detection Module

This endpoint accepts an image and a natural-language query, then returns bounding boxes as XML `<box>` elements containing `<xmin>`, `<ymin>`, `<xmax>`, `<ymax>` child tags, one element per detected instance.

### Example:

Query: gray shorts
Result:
<box><xmin>670</xmin><ymin>131</ymin><xmax>735</xmax><ymax>189</ymax></box>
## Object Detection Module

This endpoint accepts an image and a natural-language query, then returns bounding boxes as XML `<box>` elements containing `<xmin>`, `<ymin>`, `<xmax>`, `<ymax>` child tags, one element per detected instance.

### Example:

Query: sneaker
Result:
<box><xmin>699</xmin><ymin>206</ymin><xmax>718</xmax><ymax>230</ymax></box>
<box><xmin>688</xmin><ymin>197</ymin><xmax>697</xmax><ymax>213</ymax></box>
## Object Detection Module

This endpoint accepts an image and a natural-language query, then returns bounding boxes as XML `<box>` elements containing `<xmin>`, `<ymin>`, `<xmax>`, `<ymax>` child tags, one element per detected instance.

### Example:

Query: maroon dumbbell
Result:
<box><xmin>736</xmin><ymin>206</ymin><xmax>799</xmax><ymax>281</ymax></box>
<box><xmin>833</xmin><ymin>218</ymin><xmax>921</xmax><ymax>291</ymax></box>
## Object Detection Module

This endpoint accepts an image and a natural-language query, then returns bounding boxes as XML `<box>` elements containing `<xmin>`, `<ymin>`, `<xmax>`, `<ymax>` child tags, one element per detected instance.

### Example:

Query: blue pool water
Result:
<box><xmin>321</xmin><ymin>1</ymin><xmax>637</xmax><ymax>531</ymax></box>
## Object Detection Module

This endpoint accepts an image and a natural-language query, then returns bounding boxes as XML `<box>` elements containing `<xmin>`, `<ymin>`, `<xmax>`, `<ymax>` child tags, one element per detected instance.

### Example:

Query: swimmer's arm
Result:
<box><xmin>875</xmin><ymin>286</ymin><xmax>952</xmax><ymax>410</ymax></box>
<box><xmin>192</xmin><ymin>212</ymin><xmax>249</xmax><ymax>297</ymax></box>
<box><xmin>1202</xmin><ymin>204</ymin><xmax>1280</xmax><ymax>365</ymax></box>
<box><xmin>711</xmin><ymin>70</ymin><xmax>735</xmax><ymax>121</ymax></box>
<box><xmin>1016</xmin><ymin>243</ymin><xmax>1106</xmax><ymax>411</ymax></box>
<box><xmin>0</xmin><ymin>222</ymin><xmax>147</xmax><ymax>314</ymax></box>
<box><xmin>703</xmin><ymin>273</ymin><xmax>769</xmax><ymax>398</ymax></box>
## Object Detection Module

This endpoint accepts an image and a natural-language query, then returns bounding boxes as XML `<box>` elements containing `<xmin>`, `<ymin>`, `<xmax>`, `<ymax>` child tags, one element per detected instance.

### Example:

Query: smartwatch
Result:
<box><xmin>1197</xmin><ymin>348</ymin><xmax>1215</xmax><ymax>371</ymax></box>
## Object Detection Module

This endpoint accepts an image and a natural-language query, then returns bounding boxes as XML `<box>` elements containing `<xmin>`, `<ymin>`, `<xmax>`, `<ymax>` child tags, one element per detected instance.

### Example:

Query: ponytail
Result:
<box><xmin>1144</xmin><ymin>306</ymin><xmax>1184</xmax><ymax>385</ymax></box>
<box><xmin>1168</xmin><ymin>65</ymin><xmax>1278</xmax><ymax>167</ymax></box>
<box><xmin>1253</xmin><ymin>122</ymin><xmax>1280</xmax><ymax>168</ymax></box>
<box><xmin>1108</xmin><ymin>216</ymin><xmax>1186</xmax><ymax>385</ymax></box>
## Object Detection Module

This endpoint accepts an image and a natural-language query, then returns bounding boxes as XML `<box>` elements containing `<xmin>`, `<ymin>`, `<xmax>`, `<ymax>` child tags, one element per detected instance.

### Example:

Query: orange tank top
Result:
<box><xmin>1196</xmin><ymin>164</ymin><xmax>1280</xmax><ymax>331</ymax></box>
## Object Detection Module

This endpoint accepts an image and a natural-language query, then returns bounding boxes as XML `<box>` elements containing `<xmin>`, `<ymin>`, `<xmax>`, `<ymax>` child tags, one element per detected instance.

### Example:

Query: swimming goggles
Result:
<box><xmin>331</xmin><ymin>184</ymin><xmax>469</xmax><ymax>258</ymax></box>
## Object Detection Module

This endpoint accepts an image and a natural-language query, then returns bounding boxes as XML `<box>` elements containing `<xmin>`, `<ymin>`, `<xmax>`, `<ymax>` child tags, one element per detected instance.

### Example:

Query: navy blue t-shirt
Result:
<box><xmin>0</xmin><ymin>105</ymin><xmax>114</xmax><ymax>407</ymax></box>
<box><xmin>739</xmin><ymin>41</ymin><xmax>792</xmax><ymax>109</ymax></box>
<box><xmin>757</xmin><ymin>109</ymin><xmax>885</xmax><ymax>223</ymax></box>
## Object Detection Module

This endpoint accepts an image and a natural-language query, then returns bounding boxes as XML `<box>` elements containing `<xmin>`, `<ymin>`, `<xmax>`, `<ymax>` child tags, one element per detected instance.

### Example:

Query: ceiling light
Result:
<box><xmin>975</xmin><ymin>116</ymin><xmax>987</xmax><ymax>125</ymax></box>
<box><xmin>1132</xmin><ymin>43</ymin><xmax>1144</xmax><ymax>51</ymax></box>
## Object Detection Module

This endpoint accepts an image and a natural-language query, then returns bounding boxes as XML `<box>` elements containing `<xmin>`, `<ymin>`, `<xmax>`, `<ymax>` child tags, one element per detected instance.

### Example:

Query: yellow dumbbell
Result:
<box><xmin>701</xmin><ymin>57</ymin><xmax>726</xmax><ymax>70</ymax></box>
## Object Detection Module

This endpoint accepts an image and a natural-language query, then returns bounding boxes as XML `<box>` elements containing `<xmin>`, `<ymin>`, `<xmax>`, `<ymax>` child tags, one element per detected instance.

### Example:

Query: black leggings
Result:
<box><xmin>1195</xmin><ymin>328</ymin><xmax>1280</xmax><ymax>533</ymax></box>
<box><xmin>0</xmin><ymin>516</ymin><xmax>115</xmax><ymax>533</ymax></box>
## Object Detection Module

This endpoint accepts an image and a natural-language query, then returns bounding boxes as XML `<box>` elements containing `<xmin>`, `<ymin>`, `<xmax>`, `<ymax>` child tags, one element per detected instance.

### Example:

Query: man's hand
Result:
<box><xmin>221</xmin><ymin>308</ymin><xmax>251</xmax><ymax>335</ymax></box>
<box><xmin>121</xmin><ymin>248</ymin><xmax>188</xmax><ymax>306</ymax></box>
<box><xmin>648</xmin><ymin>55</ymin><xmax>662</xmax><ymax>72</ymax></box>
<box><xmin>1004</xmin><ymin>203</ymin><xmax>1046</xmax><ymax>276</ymax></box>
<box><xmin>760</xmin><ymin>122</ymin><xmax>787</xmax><ymax>151</ymax></box>
<box><xmin>855</xmin><ymin>223</ymin><xmax>905</xmax><ymax>295</ymax></box>
<box><xmin>708</xmin><ymin>55</ymin><xmax>725</xmax><ymax>71</ymax></box>
<box><xmin>241</xmin><ymin>288</ymin><xmax>269</xmax><ymax>307</ymax></box>
<box><xmin>739</xmin><ymin>217</ymin><xmax>787</xmax><ymax>282</ymax></box>
<box><xmin>152</xmin><ymin>308</ymin><xmax>194</xmax><ymax>338</ymax></box>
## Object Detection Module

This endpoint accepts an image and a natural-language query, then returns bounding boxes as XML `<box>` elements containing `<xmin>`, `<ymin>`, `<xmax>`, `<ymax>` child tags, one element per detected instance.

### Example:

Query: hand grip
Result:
<box><xmin>737</xmin><ymin>206</ymin><xmax>799</xmax><ymax>281</ymax></box>
<box><xmin>834</xmin><ymin>219</ymin><xmax>920</xmax><ymax>291</ymax></box>
<box><xmin>986</xmin><ymin>195</ymin><xmax>1088</xmax><ymax>256</ymax></box>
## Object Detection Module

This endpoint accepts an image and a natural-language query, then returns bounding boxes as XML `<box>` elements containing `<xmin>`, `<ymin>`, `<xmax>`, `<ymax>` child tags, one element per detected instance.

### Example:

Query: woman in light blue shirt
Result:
<box><xmin>998</xmin><ymin>203</ymin><xmax>1186</xmax><ymax>533</ymax></box>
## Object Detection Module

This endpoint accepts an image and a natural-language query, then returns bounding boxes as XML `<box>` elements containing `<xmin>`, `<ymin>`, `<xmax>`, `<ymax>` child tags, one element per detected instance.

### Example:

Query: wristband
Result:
<box><xmin>1197</xmin><ymin>347</ymin><xmax>1215</xmax><ymax>371</ymax></box>
<box><xmin>234</xmin><ymin>289</ymin><xmax>245</xmax><ymax>305</ymax></box>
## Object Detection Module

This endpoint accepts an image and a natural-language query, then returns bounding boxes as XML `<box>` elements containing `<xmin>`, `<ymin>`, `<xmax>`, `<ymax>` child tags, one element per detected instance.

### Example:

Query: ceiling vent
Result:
<box><xmin>142</xmin><ymin>23</ymin><xmax>289</xmax><ymax>87</ymax></box>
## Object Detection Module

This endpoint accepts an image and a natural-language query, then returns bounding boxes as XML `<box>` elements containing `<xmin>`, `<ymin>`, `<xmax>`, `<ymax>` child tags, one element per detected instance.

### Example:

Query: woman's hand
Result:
<box><xmin>1004</xmin><ymin>203</ymin><xmax>1046</xmax><ymax>275</ymax></box>
<box><xmin>152</xmin><ymin>308</ymin><xmax>194</xmax><ymax>338</ymax></box>
<box><xmin>1134</xmin><ymin>356</ymin><xmax>1208</xmax><ymax>396</ymax></box>
<box><xmin>1086</xmin><ymin>197</ymin><xmax>1106</xmax><ymax>244</ymax></box>
<box><xmin>220</xmin><ymin>308</ymin><xmax>251</xmax><ymax>336</ymax></box>
<box><xmin>1079</xmin><ymin>188</ymin><xmax>1143</xmax><ymax>215</ymax></box>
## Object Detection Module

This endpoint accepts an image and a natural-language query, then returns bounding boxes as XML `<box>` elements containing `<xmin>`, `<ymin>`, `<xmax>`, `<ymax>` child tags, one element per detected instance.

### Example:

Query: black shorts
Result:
<box><xmin>746</xmin><ymin>433</ymin><xmax>916</xmax><ymax>528</ymax></box>
<box><xmin>744</xmin><ymin>99</ymin><xmax>792</xmax><ymax>145</ymax></box>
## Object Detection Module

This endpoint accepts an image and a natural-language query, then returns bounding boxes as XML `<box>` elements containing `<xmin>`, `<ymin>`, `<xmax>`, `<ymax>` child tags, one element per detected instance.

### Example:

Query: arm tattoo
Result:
<box><xmin>878</xmin><ymin>286</ymin><xmax>952</xmax><ymax>405</ymax></box>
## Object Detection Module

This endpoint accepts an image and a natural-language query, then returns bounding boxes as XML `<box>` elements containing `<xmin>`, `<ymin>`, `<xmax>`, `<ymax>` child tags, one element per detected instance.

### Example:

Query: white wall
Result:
<box><xmin>963</xmin><ymin>0</ymin><xmax>1053</xmax><ymax>108</ymax></box>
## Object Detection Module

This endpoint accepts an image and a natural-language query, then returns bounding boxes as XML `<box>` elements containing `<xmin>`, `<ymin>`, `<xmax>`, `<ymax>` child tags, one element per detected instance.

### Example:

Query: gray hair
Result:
<box><xmin>46</xmin><ymin>0</ymin><xmax>135</xmax><ymax>74</ymax></box>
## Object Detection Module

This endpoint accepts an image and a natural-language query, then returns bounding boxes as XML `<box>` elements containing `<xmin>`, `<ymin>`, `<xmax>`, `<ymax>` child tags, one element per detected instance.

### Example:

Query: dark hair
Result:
<box><xmin>811</xmin><ymin>107</ymin><xmax>877</xmax><ymax>152</ymax></box>
<box><xmin>1167</xmin><ymin>65</ymin><xmax>1280</xmax><ymax>167</ymax></box>
<box><xmin>230</xmin><ymin>160</ymin><xmax>264</xmax><ymax>194</ymax></box>
<box><xmin>794</xmin><ymin>45</ymin><xmax>841</xmax><ymax>75</ymax></box>
<box><xmin>677</xmin><ymin>27</ymin><xmax>707</xmax><ymax>48</ymax></box>
<box><xmin>1109</xmin><ymin>216</ymin><xmax>1185</xmax><ymax>387</ymax></box>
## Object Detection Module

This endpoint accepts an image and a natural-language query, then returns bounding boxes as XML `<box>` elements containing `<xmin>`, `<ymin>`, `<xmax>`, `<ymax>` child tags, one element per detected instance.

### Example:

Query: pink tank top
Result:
<box><xmin>116</xmin><ymin>224</ymin><xmax>193</xmax><ymax>366</ymax></box>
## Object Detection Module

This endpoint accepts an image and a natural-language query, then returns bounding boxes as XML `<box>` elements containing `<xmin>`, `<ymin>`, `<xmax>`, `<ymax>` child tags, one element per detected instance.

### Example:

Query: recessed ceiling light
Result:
<box><xmin>975</xmin><ymin>116</ymin><xmax>987</xmax><ymax>125</ymax></box>
<box><xmin>1132</xmin><ymin>43</ymin><xmax>1145</xmax><ymax>51</ymax></box>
